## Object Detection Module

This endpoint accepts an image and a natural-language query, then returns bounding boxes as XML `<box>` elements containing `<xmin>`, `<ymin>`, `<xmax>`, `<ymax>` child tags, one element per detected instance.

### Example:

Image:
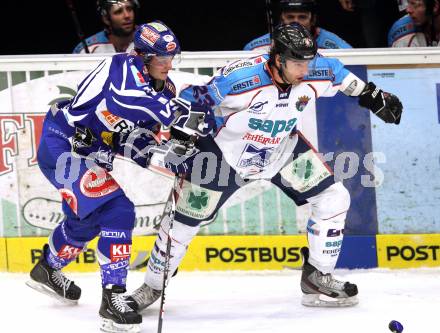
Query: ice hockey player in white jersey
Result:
<box><xmin>388</xmin><ymin>0</ymin><xmax>440</xmax><ymax>47</ymax></box>
<box><xmin>127</xmin><ymin>23</ymin><xmax>403</xmax><ymax>310</ymax></box>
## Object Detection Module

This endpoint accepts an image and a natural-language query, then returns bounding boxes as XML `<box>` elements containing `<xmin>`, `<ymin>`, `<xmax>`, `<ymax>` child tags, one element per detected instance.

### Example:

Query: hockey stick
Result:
<box><xmin>128</xmin><ymin>187</ymin><xmax>174</xmax><ymax>271</ymax></box>
<box><xmin>65</xmin><ymin>0</ymin><xmax>90</xmax><ymax>53</ymax></box>
<box><xmin>265</xmin><ymin>0</ymin><xmax>274</xmax><ymax>41</ymax></box>
<box><xmin>157</xmin><ymin>175</ymin><xmax>184</xmax><ymax>333</ymax></box>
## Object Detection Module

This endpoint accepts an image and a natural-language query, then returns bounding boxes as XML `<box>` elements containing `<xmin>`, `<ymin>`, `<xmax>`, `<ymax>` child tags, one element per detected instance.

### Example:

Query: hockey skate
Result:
<box><xmin>99</xmin><ymin>285</ymin><xmax>142</xmax><ymax>333</ymax></box>
<box><xmin>26</xmin><ymin>244</ymin><xmax>81</xmax><ymax>305</ymax></box>
<box><xmin>125</xmin><ymin>283</ymin><xmax>162</xmax><ymax>312</ymax></box>
<box><xmin>300</xmin><ymin>247</ymin><xmax>358</xmax><ymax>307</ymax></box>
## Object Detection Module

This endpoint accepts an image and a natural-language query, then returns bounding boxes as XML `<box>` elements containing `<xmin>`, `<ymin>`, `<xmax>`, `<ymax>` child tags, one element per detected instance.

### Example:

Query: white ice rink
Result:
<box><xmin>2</xmin><ymin>268</ymin><xmax>439</xmax><ymax>333</ymax></box>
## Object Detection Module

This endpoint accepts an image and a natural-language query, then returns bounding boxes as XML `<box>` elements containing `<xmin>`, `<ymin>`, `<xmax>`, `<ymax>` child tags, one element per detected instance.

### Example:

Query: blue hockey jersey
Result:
<box><xmin>48</xmin><ymin>53</ymin><xmax>177</xmax><ymax>170</ymax></box>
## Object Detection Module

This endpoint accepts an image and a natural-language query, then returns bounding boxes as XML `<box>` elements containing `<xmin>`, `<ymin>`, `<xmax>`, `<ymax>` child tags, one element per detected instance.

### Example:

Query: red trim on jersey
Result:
<box><xmin>307</xmin><ymin>84</ymin><xmax>318</xmax><ymax>99</ymax></box>
<box><xmin>247</xmin><ymin>90</ymin><xmax>263</xmax><ymax>108</ymax></box>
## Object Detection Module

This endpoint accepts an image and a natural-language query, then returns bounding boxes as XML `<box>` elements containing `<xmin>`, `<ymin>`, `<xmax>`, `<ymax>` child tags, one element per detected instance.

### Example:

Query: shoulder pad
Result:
<box><xmin>244</xmin><ymin>33</ymin><xmax>271</xmax><ymax>51</ymax></box>
<box><xmin>316</xmin><ymin>28</ymin><xmax>352</xmax><ymax>49</ymax></box>
<box><xmin>221</xmin><ymin>56</ymin><xmax>266</xmax><ymax>77</ymax></box>
<box><xmin>73</xmin><ymin>31</ymin><xmax>109</xmax><ymax>53</ymax></box>
<box><xmin>229</xmin><ymin>74</ymin><xmax>264</xmax><ymax>94</ymax></box>
<box><xmin>305</xmin><ymin>56</ymin><xmax>346</xmax><ymax>83</ymax></box>
<box><xmin>388</xmin><ymin>15</ymin><xmax>416</xmax><ymax>46</ymax></box>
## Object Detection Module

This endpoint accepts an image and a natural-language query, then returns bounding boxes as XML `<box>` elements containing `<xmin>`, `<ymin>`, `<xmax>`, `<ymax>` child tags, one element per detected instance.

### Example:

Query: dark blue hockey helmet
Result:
<box><xmin>134</xmin><ymin>21</ymin><xmax>181</xmax><ymax>63</ymax></box>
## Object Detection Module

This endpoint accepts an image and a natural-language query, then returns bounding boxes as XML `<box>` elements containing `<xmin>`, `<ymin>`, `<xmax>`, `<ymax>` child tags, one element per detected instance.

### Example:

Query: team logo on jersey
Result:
<box><xmin>80</xmin><ymin>168</ymin><xmax>120</xmax><ymax>198</ymax></box>
<box><xmin>307</xmin><ymin>68</ymin><xmax>334</xmax><ymax>80</ymax></box>
<box><xmin>165</xmin><ymin>80</ymin><xmax>176</xmax><ymax>95</ymax></box>
<box><xmin>231</xmin><ymin>75</ymin><xmax>261</xmax><ymax>93</ymax></box>
<box><xmin>238</xmin><ymin>144</ymin><xmax>274</xmax><ymax>168</ymax></box>
<box><xmin>278</xmin><ymin>87</ymin><xmax>292</xmax><ymax>99</ymax></box>
<box><xmin>295</xmin><ymin>95</ymin><xmax>311</xmax><ymax>112</ymax></box>
<box><xmin>187</xmin><ymin>191</ymin><xmax>209</xmax><ymax>211</ymax></box>
<box><xmin>248</xmin><ymin>117</ymin><xmax>297</xmax><ymax>137</ymax></box>
<box><xmin>249</xmin><ymin>101</ymin><xmax>268</xmax><ymax>113</ymax></box>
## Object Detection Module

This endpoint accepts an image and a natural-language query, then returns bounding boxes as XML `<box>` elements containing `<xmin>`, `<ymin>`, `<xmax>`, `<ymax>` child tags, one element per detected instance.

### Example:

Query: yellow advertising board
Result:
<box><xmin>3</xmin><ymin>235</ymin><xmax>307</xmax><ymax>273</ymax></box>
<box><xmin>377</xmin><ymin>234</ymin><xmax>440</xmax><ymax>268</ymax></box>
<box><xmin>0</xmin><ymin>238</ymin><xmax>7</xmax><ymax>271</ymax></box>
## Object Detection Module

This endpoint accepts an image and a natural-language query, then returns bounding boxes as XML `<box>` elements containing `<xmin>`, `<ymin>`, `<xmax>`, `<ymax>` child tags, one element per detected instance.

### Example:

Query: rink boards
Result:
<box><xmin>1</xmin><ymin>234</ymin><xmax>439</xmax><ymax>272</ymax></box>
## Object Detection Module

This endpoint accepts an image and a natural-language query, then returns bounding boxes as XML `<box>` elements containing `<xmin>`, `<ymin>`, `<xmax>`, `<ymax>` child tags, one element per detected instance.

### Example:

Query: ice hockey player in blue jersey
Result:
<box><xmin>127</xmin><ymin>23</ymin><xmax>402</xmax><ymax>311</ymax></box>
<box><xmin>73</xmin><ymin>0</ymin><xmax>139</xmax><ymax>54</ymax></box>
<box><xmin>27</xmin><ymin>21</ymin><xmax>214</xmax><ymax>332</ymax></box>
<box><xmin>388</xmin><ymin>0</ymin><xmax>439</xmax><ymax>47</ymax></box>
<box><xmin>244</xmin><ymin>0</ymin><xmax>352</xmax><ymax>52</ymax></box>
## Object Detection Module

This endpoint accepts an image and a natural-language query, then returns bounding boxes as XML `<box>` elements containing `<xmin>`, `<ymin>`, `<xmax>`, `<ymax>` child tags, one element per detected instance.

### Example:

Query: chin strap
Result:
<box><xmin>272</xmin><ymin>60</ymin><xmax>290</xmax><ymax>85</ymax></box>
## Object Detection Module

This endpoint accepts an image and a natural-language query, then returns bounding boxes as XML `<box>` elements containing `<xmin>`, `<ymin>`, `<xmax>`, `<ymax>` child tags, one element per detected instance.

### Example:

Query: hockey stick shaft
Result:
<box><xmin>65</xmin><ymin>0</ymin><xmax>90</xmax><ymax>53</ymax></box>
<box><xmin>157</xmin><ymin>175</ymin><xmax>184</xmax><ymax>333</ymax></box>
<box><xmin>265</xmin><ymin>0</ymin><xmax>274</xmax><ymax>41</ymax></box>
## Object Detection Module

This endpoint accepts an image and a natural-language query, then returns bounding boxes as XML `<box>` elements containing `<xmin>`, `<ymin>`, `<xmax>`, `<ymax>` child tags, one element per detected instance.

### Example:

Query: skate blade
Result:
<box><xmin>301</xmin><ymin>293</ymin><xmax>359</xmax><ymax>307</ymax></box>
<box><xmin>100</xmin><ymin>318</ymin><xmax>140</xmax><ymax>333</ymax></box>
<box><xmin>25</xmin><ymin>280</ymin><xmax>78</xmax><ymax>305</ymax></box>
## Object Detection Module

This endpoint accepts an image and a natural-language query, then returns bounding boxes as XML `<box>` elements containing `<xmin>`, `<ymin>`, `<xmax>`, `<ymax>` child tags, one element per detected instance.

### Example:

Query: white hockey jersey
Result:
<box><xmin>180</xmin><ymin>54</ymin><xmax>363</xmax><ymax>179</ymax></box>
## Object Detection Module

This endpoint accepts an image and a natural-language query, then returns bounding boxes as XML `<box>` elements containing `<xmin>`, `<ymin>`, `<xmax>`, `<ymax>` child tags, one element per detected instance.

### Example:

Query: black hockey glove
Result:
<box><xmin>358</xmin><ymin>82</ymin><xmax>403</xmax><ymax>124</ymax></box>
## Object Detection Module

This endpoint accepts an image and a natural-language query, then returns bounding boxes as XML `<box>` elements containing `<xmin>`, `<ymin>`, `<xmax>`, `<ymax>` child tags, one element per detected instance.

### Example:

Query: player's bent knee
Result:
<box><xmin>174</xmin><ymin>181</ymin><xmax>222</xmax><ymax>226</ymax></box>
<box><xmin>308</xmin><ymin>182</ymin><xmax>350</xmax><ymax>222</ymax></box>
<box><xmin>98</xmin><ymin>195</ymin><xmax>136</xmax><ymax>230</ymax></box>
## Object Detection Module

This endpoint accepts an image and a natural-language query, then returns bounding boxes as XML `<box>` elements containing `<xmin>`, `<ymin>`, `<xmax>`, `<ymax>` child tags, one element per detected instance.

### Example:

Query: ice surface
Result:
<box><xmin>1</xmin><ymin>268</ymin><xmax>439</xmax><ymax>333</ymax></box>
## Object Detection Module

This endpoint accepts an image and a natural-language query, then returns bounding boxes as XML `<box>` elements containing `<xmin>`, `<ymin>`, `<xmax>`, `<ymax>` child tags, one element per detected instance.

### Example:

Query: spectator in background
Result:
<box><xmin>339</xmin><ymin>0</ymin><xmax>400</xmax><ymax>47</ymax></box>
<box><xmin>244</xmin><ymin>0</ymin><xmax>352</xmax><ymax>51</ymax></box>
<box><xmin>388</xmin><ymin>0</ymin><xmax>440</xmax><ymax>47</ymax></box>
<box><xmin>73</xmin><ymin>0</ymin><xmax>139</xmax><ymax>53</ymax></box>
